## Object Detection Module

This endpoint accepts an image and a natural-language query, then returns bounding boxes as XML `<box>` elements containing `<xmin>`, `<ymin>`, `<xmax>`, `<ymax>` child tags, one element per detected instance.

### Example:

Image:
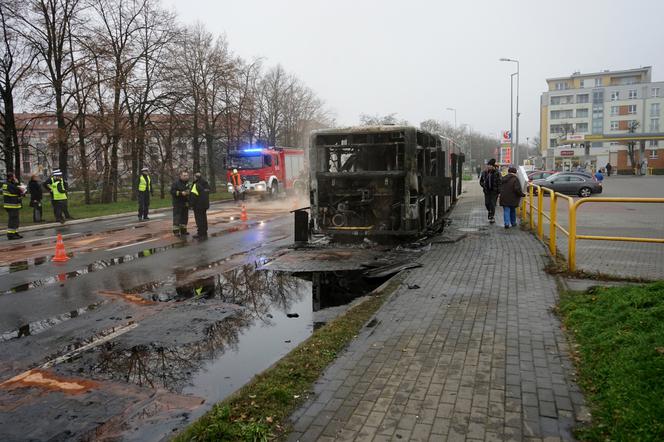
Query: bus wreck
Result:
<box><xmin>309</xmin><ymin>125</ymin><xmax>464</xmax><ymax>240</ymax></box>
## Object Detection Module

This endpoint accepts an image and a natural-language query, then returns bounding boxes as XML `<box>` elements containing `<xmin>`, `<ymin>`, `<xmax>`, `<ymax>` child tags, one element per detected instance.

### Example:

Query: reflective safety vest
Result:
<box><xmin>2</xmin><ymin>183</ymin><xmax>22</xmax><ymax>209</ymax></box>
<box><xmin>138</xmin><ymin>174</ymin><xmax>151</xmax><ymax>192</ymax></box>
<box><xmin>231</xmin><ymin>173</ymin><xmax>242</xmax><ymax>186</ymax></box>
<box><xmin>190</xmin><ymin>182</ymin><xmax>199</xmax><ymax>196</ymax></box>
<box><xmin>50</xmin><ymin>178</ymin><xmax>68</xmax><ymax>200</ymax></box>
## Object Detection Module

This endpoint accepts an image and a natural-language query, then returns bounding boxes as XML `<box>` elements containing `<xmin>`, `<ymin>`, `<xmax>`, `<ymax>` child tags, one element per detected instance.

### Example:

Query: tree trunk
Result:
<box><xmin>205</xmin><ymin>131</ymin><xmax>216</xmax><ymax>191</ymax></box>
<box><xmin>77</xmin><ymin>113</ymin><xmax>91</xmax><ymax>204</ymax></box>
<box><xmin>2</xmin><ymin>93</ymin><xmax>15</xmax><ymax>175</ymax></box>
<box><xmin>54</xmin><ymin>84</ymin><xmax>68</xmax><ymax>177</ymax></box>
<box><xmin>192</xmin><ymin>102</ymin><xmax>200</xmax><ymax>172</ymax></box>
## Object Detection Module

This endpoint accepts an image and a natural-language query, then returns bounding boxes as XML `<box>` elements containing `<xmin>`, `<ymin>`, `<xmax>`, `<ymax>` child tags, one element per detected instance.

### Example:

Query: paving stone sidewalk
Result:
<box><xmin>287</xmin><ymin>182</ymin><xmax>588</xmax><ymax>441</ymax></box>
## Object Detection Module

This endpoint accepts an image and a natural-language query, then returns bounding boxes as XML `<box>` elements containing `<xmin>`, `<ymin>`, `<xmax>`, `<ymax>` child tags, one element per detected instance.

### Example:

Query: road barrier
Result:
<box><xmin>520</xmin><ymin>184</ymin><xmax>664</xmax><ymax>272</ymax></box>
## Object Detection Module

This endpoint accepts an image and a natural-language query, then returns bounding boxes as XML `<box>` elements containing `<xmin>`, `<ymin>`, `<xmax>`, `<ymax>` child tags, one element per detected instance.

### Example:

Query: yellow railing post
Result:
<box><xmin>549</xmin><ymin>193</ymin><xmax>557</xmax><ymax>256</ymax></box>
<box><xmin>528</xmin><ymin>186</ymin><xmax>534</xmax><ymax>230</ymax></box>
<box><xmin>568</xmin><ymin>199</ymin><xmax>577</xmax><ymax>272</ymax></box>
<box><xmin>537</xmin><ymin>187</ymin><xmax>544</xmax><ymax>240</ymax></box>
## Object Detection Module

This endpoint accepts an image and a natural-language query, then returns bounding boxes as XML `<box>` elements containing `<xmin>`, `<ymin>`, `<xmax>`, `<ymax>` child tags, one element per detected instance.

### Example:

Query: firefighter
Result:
<box><xmin>230</xmin><ymin>168</ymin><xmax>243</xmax><ymax>201</ymax></box>
<box><xmin>170</xmin><ymin>171</ymin><xmax>190</xmax><ymax>236</ymax></box>
<box><xmin>137</xmin><ymin>166</ymin><xmax>154</xmax><ymax>221</ymax></box>
<box><xmin>48</xmin><ymin>169</ymin><xmax>69</xmax><ymax>224</ymax></box>
<box><xmin>190</xmin><ymin>172</ymin><xmax>211</xmax><ymax>240</ymax></box>
<box><xmin>3</xmin><ymin>172</ymin><xmax>24</xmax><ymax>240</ymax></box>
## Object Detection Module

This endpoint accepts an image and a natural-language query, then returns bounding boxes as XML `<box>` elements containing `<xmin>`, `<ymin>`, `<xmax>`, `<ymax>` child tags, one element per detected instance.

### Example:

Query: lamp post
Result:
<box><xmin>446</xmin><ymin>107</ymin><xmax>457</xmax><ymax>128</ymax></box>
<box><xmin>460</xmin><ymin>123</ymin><xmax>473</xmax><ymax>168</ymax></box>
<box><xmin>500</xmin><ymin>58</ymin><xmax>520</xmax><ymax>165</ymax></box>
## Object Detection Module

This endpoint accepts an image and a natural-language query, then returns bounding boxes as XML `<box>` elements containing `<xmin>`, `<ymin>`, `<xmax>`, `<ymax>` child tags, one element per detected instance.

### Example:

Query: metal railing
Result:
<box><xmin>521</xmin><ymin>183</ymin><xmax>664</xmax><ymax>272</ymax></box>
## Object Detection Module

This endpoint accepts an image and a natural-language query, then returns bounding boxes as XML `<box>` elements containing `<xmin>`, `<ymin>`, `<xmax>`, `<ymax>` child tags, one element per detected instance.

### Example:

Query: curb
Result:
<box><xmin>2</xmin><ymin>198</ymin><xmax>233</xmax><ymax>235</ymax></box>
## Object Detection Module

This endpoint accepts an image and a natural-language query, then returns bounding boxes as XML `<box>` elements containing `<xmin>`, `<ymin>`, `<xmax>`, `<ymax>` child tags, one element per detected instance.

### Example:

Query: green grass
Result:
<box><xmin>558</xmin><ymin>281</ymin><xmax>664</xmax><ymax>441</ymax></box>
<box><xmin>0</xmin><ymin>190</ymin><xmax>231</xmax><ymax>227</ymax></box>
<box><xmin>175</xmin><ymin>274</ymin><xmax>403</xmax><ymax>442</ymax></box>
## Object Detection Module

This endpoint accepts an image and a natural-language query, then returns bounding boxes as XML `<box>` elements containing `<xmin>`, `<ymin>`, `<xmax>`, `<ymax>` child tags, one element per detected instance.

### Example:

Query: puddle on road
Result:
<box><xmin>55</xmin><ymin>264</ymin><xmax>386</xmax><ymax>422</ymax></box>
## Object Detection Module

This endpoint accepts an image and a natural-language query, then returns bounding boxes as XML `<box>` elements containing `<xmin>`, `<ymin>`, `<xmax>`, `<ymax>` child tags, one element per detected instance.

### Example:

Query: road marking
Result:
<box><xmin>20</xmin><ymin>232</ymin><xmax>81</xmax><ymax>244</ymax></box>
<box><xmin>107</xmin><ymin>238</ymin><xmax>160</xmax><ymax>251</ymax></box>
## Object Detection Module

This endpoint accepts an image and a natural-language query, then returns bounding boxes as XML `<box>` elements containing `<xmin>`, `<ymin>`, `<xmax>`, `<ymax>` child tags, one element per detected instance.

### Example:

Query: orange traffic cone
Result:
<box><xmin>52</xmin><ymin>233</ymin><xmax>70</xmax><ymax>263</ymax></box>
<box><xmin>240</xmin><ymin>205</ymin><xmax>248</xmax><ymax>222</ymax></box>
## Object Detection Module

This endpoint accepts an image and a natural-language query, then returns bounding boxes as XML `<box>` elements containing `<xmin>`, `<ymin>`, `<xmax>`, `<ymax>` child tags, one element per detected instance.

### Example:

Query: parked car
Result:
<box><xmin>532</xmin><ymin>173</ymin><xmax>603</xmax><ymax>197</ymax></box>
<box><xmin>527</xmin><ymin>170</ymin><xmax>556</xmax><ymax>181</ymax></box>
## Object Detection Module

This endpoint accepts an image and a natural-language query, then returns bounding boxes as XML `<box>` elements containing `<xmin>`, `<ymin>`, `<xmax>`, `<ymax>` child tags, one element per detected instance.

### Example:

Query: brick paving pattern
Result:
<box><xmin>287</xmin><ymin>182</ymin><xmax>587</xmax><ymax>441</ymax></box>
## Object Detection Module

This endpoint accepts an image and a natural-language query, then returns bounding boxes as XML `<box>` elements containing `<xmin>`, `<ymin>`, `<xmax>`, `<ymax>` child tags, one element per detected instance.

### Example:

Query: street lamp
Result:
<box><xmin>500</xmin><ymin>57</ymin><xmax>520</xmax><ymax>165</ymax></box>
<box><xmin>446</xmin><ymin>107</ymin><xmax>457</xmax><ymax>128</ymax></box>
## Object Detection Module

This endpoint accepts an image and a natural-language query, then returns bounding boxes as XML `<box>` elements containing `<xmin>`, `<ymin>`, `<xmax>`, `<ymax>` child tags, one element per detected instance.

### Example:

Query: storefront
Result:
<box><xmin>550</xmin><ymin>145</ymin><xmax>609</xmax><ymax>172</ymax></box>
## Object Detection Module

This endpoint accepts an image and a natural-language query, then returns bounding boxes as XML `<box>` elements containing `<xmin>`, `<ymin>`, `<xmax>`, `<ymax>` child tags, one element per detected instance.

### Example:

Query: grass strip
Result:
<box><xmin>174</xmin><ymin>273</ymin><xmax>404</xmax><ymax>442</ymax></box>
<box><xmin>558</xmin><ymin>281</ymin><xmax>664</xmax><ymax>441</ymax></box>
<box><xmin>0</xmin><ymin>191</ymin><xmax>231</xmax><ymax>227</ymax></box>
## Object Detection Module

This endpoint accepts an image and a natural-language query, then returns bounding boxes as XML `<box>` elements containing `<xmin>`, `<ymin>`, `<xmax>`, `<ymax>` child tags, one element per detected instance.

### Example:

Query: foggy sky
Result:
<box><xmin>167</xmin><ymin>0</ymin><xmax>664</xmax><ymax>143</ymax></box>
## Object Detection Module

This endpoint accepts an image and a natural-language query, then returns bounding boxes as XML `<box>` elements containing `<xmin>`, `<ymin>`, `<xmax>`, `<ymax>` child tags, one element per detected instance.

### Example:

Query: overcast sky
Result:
<box><xmin>167</xmin><ymin>0</ymin><xmax>664</xmax><ymax>143</ymax></box>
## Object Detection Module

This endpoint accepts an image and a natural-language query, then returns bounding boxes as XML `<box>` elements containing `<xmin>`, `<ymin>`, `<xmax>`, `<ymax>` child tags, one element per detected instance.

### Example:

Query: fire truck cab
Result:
<box><xmin>226</xmin><ymin>146</ymin><xmax>306</xmax><ymax>197</ymax></box>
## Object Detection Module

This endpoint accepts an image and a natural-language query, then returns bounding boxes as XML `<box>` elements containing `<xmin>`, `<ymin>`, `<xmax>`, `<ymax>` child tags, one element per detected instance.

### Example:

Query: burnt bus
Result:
<box><xmin>309</xmin><ymin>125</ymin><xmax>464</xmax><ymax>240</ymax></box>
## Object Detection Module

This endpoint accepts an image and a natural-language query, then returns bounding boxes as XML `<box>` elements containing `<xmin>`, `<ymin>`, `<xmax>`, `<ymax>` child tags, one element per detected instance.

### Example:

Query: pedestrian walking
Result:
<box><xmin>137</xmin><ymin>166</ymin><xmax>154</xmax><ymax>220</ymax></box>
<box><xmin>499</xmin><ymin>167</ymin><xmax>526</xmax><ymax>229</ymax></box>
<box><xmin>190</xmin><ymin>172</ymin><xmax>211</xmax><ymax>240</ymax></box>
<box><xmin>170</xmin><ymin>171</ymin><xmax>190</xmax><ymax>237</ymax></box>
<box><xmin>475</xmin><ymin>165</ymin><xmax>481</xmax><ymax>179</ymax></box>
<box><xmin>605</xmin><ymin>162</ymin><xmax>612</xmax><ymax>177</ymax></box>
<box><xmin>28</xmin><ymin>174</ymin><xmax>43</xmax><ymax>222</ymax></box>
<box><xmin>594</xmin><ymin>169</ymin><xmax>604</xmax><ymax>182</ymax></box>
<box><xmin>3</xmin><ymin>172</ymin><xmax>24</xmax><ymax>240</ymax></box>
<box><xmin>46</xmin><ymin>169</ymin><xmax>69</xmax><ymax>224</ymax></box>
<box><xmin>479</xmin><ymin>158</ymin><xmax>501</xmax><ymax>224</ymax></box>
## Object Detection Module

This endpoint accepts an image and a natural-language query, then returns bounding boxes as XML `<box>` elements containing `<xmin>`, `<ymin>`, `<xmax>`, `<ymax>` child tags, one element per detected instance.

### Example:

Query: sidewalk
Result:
<box><xmin>287</xmin><ymin>182</ymin><xmax>587</xmax><ymax>441</ymax></box>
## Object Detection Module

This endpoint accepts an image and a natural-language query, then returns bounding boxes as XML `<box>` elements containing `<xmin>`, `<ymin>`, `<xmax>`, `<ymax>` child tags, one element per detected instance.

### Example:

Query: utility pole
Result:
<box><xmin>500</xmin><ymin>58</ymin><xmax>520</xmax><ymax>165</ymax></box>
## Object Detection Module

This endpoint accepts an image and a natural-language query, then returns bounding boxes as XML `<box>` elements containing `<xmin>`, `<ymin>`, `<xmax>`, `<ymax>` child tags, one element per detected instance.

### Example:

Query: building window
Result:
<box><xmin>595</xmin><ymin>78</ymin><xmax>602</xmax><ymax>87</ymax></box>
<box><xmin>610</xmin><ymin>106</ymin><xmax>619</xmax><ymax>116</ymax></box>
<box><xmin>650</xmin><ymin>140</ymin><xmax>659</xmax><ymax>147</ymax></box>
<box><xmin>555</xmin><ymin>82</ymin><xmax>568</xmax><ymax>90</ymax></box>
<box><xmin>628</xmin><ymin>89</ymin><xmax>637</xmax><ymax>99</ymax></box>
<box><xmin>550</xmin><ymin>138</ymin><xmax>558</xmax><ymax>148</ymax></box>
<box><xmin>551</xmin><ymin>109</ymin><xmax>574</xmax><ymax>119</ymax></box>
<box><xmin>576</xmin><ymin>123</ymin><xmax>588</xmax><ymax>133</ymax></box>
<box><xmin>610</xmin><ymin>121</ymin><xmax>619</xmax><ymax>131</ymax></box>
<box><xmin>651</xmin><ymin>103</ymin><xmax>660</xmax><ymax>117</ymax></box>
<box><xmin>577</xmin><ymin>94</ymin><xmax>589</xmax><ymax>103</ymax></box>
<box><xmin>652</xmin><ymin>87</ymin><xmax>660</xmax><ymax>97</ymax></box>
<box><xmin>576</xmin><ymin>108</ymin><xmax>589</xmax><ymax>118</ymax></box>
<box><xmin>611</xmin><ymin>91</ymin><xmax>619</xmax><ymax>101</ymax></box>
<box><xmin>579</xmin><ymin>79</ymin><xmax>585</xmax><ymax>88</ymax></box>
<box><xmin>650</xmin><ymin>118</ymin><xmax>660</xmax><ymax>132</ymax></box>
<box><xmin>650</xmin><ymin>150</ymin><xmax>659</xmax><ymax>159</ymax></box>
<box><xmin>628</xmin><ymin>104</ymin><xmax>637</xmax><ymax>114</ymax></box>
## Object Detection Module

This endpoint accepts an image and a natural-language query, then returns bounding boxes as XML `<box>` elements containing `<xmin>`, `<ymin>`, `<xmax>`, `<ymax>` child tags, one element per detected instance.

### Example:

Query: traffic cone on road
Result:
<box><xmin>240</xmin><ymin>205</ymin><xmax>248</xmax><ymax>222</ymax></box>
<box><xmin>52</xmin><ymin>233</ymin><xmax>70</xmax><ymax>263</ymax></box>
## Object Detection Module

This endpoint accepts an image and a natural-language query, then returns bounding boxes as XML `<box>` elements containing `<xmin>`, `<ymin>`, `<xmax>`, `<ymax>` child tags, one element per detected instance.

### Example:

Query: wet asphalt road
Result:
<box><xmin>0</xmin><ymin>213</ymin><xmax>294</xmax><ymax>331</ymax></box>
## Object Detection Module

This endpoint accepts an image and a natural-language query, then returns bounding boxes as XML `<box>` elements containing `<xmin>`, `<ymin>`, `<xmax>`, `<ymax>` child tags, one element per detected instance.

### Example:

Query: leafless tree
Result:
<box><xmin>89</xmin><ymin>0</ymin><xmax>148</xmax><ymax>202</ymax></box>
<box><xmin>13</xmin><ymin>0</ymin><xmax>81</xmax><ymax>177</ymax></box>
<box><xmin>0</xmin><ymin>0</ymin><xmax>36</xmax><ymax>176</ymax></box>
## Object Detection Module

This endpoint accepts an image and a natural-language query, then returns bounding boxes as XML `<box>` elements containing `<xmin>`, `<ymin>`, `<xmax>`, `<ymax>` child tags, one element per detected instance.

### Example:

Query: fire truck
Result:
<box><xmin>226</xmin><ymin>146</ymin><xmax>306</xmax><ymax>197</ymax></box>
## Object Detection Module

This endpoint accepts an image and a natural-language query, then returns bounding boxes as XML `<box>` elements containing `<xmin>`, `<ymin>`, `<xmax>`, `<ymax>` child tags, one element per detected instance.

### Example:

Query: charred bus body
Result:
<box><xmin>309</xmin><ymin>126</ymin><xmax>464</xmax><ymax>240</ymax></box>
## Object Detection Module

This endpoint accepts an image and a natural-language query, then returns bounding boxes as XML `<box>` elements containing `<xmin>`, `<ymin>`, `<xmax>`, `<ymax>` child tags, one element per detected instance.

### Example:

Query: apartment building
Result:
<box><xmin>540</xmin><ymin>67</ymin><xmax>664</xmax><ymax>173</ymax></box>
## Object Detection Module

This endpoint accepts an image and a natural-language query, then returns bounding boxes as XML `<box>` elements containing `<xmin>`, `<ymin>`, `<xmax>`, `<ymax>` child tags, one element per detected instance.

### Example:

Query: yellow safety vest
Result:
<box><xmin>138</xmin><ymin>174</ymin><xmax>151</xmax><ymax>192</ymax></box>
<box><xmin>50</xmin><ymin>179</ymin><xmax>68</xmax><ymax>200</ymax></box>
<box><xmin>191</xmin><ymin>183</ymin><xmax>199</xmax><ymax>196</ymax></box>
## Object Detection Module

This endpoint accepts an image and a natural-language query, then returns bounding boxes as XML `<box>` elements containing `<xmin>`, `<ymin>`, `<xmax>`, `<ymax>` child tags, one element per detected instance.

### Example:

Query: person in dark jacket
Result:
<box><xmin>170</xmin><ymin>171</ymin><xmax>190</xmax><ymax>236</ymax></box>
<box><xmin>189</xmin><ymin>172</ymin><xmax>211</xmax><ymax>239</ymax></box>
<box><xmin>28</xmin><ymin>174</ymin><xmax>43</xmax><ymax>222</ymax></box>
<box><xmin>499</xmin><ymin>166</ymin><xmax>526</xmax><ymax>229</ymax></box>
<box><xmin>479</xmin><ymin>158</ymin><xmax>501</xmax><ymax>223</ymax></box>
<box><xmin>3</xmin><ymin>172</ymin><xmax>24</xmax><ymax>239</ymax></box>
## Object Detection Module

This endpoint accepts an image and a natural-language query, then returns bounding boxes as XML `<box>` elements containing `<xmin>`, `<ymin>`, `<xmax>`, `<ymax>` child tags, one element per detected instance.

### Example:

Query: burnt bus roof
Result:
<box><xmin>310</xmin><ymin>125</ymin><xmax>459</xmax><ymax>149</ymax></box>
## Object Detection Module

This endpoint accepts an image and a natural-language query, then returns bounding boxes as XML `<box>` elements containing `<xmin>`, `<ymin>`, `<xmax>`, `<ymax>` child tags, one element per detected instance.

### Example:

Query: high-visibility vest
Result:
<box><xmin>50</xmin><ymin>179</ymin><xmax>68</xmax><ymax>200</ymax></box>
<box><xmin>191</xmin><ymin>182</ymin><xmax>199</xmax><ymax>196</ymax></box>
<box><xmin>138</xmin><ymin>174</ymin><xmax>151</xmax><ymax>192</ymax></box>
<box><xmin>231</xmin><ymin>173</ymin><xmax>241</xmax><ymax>186</ymax></box>
<box><xmin>2</xmin><ymin>183</ymin><xmax>22</xmax><ymax>209</ymax></box>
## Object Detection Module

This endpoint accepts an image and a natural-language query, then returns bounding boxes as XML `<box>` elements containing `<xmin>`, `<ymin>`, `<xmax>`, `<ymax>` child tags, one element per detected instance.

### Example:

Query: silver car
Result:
<box><xmin>532</xmin><ymin>172</ymin><xmax>603</xmax><ymax>197</ymax></box>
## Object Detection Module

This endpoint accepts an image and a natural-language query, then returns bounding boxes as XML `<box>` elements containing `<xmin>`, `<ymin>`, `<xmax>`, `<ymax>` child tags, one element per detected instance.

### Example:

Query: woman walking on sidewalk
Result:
<box><xmin>499</xmin><ymin>166</ymin><xmax>525</xmax><ymax>229</ymax></box>
<box><xmin>479</xmin><ymin>159</ymin><xmax>501</xmax><ymax>223</ymax></box>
